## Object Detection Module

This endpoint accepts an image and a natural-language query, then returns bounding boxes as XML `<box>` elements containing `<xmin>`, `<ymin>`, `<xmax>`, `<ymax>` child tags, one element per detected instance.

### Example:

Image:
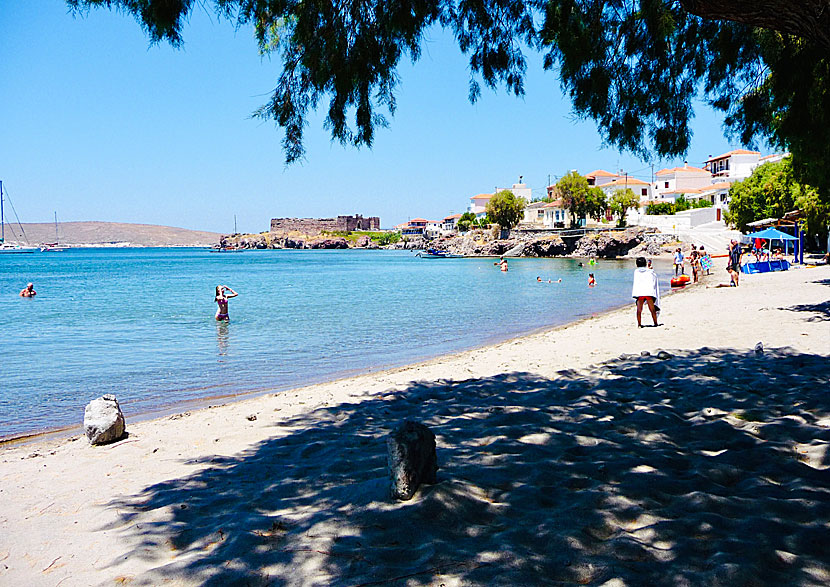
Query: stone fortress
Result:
<box><xmin>270</xmin><ymin>214</ymin><xmax>380</xmax><ymax>235</ymax></box>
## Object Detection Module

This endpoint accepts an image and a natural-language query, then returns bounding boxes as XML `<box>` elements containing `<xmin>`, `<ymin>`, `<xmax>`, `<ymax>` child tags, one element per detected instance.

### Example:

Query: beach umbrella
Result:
<box><xmin>745</xmin><ymin>227</ymin><xmax>798</xmax><ymax>268</ymax></box>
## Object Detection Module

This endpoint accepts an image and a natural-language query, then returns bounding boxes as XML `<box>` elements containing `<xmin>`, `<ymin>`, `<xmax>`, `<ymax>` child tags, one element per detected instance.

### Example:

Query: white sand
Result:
<box><xmin>1</xmin><ymin>266</ymin><xmax>828</xmax><ymax>586</ymax></box>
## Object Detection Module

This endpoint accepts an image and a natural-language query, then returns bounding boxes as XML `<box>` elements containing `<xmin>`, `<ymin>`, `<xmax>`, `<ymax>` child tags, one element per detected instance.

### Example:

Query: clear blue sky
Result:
<box><xmin>2</xmin><ymin>2</ymin><xmax>752</xmax><ymax>233</ymax></box>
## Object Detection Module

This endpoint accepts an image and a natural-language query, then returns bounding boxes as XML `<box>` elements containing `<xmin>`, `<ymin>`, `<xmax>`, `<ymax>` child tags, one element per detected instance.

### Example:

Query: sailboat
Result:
<box><xmin>210</xmin><ymin>214</ymin><xmax>245</xmax><ymax>252</ymax></box>
<box><xmin>0</xmin><ymin>180</ymin><xmax>37</xmax><ymax>254</ymax></box>
<box><xmin>41</xmin><ymin>212</ymin><xmax>69</xmax><ymax>252</ymax></box>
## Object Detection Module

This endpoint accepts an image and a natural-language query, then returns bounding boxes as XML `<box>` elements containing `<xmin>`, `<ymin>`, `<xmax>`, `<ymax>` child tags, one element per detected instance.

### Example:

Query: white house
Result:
<box><xmin>424</xmin><ymin>220</ymin><xmax>442</xmax><ymax>238</ymax></box>
<box><xmin>468</xmin><ymin>193</ymin><xmax>493</xmax><ymax>217</ymax></box>
<box><xmin>542</xmin><ymin>199</ymin><xmax>568</xmax><ymax>228</ymax></box>
<box><xmin>522</xmin><ymin>201</ymin><xmax>547</xmax><ymax>226</ymax></box>
<box><xmin>597</xmin><ymin>177</ymin><xmax>652</xmax><ymax>200</ymax></box>
<box><xmin>469</xmin><ymin>179</ymin><xmax>533</xmax><ymax>218</ymax></box>
<box><xmin>441</xmin><ymin>213</ymin><xmax>463</xmax><ymax>232</ymax></box>
<box><xmin>653</xmin><ymin>163</ymin><xmax>713</xmax><ymax>200</ymax></box>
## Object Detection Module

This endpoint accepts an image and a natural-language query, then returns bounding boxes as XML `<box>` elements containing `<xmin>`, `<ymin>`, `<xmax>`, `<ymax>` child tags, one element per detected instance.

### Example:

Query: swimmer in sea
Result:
<box><xmin>588</xmin><ymin>273</ymin><xmax>596</xmax><ymax>287</ymax></box>
<box><xmin>20</xmin><ymin>282</ymin><xmax>36</xmax><ymax>297</ymax></box>
<box><xmin>215</xmin><ymin>285</ymin><xmax>238</xmax><ymax>320</ymax></box>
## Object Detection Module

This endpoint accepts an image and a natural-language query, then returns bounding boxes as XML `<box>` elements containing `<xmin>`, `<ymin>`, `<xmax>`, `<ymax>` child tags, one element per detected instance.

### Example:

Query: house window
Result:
<box><xmin>641</xmin><ymin>188</ymin><xmax>647</xmax><ymax>196</ymax></box>
<box><xmin>664</xmin><ymin>182</ymin><xmax>669</xmax><ymax>189</ymax></box>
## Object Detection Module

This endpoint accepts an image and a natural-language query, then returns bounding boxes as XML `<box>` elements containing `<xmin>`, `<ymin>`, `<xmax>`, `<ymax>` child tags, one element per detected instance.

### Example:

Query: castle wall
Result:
<box><xmin>271</xmin><ymin>215</ymin><xmax>380</xmax><ymax>235</ymax></box>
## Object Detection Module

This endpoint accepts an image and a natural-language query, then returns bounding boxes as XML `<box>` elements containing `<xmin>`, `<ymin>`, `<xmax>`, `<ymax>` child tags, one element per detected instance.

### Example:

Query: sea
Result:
<box><xmin>1</xmin><ymin>248</ymin><xmax>674</xmax><ymax>439</ymax></box>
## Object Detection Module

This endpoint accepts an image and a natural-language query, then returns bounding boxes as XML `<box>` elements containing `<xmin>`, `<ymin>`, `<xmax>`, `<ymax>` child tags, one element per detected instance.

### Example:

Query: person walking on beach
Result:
<box><xmin>727</xmin><ymin>240</ymin><xmax>743</xmax><ymax>286</ymax></box>
<box><xmin>631</xmin><ymin>257</ymin><xmax>660</xmax><ymax>327</ymax></box>
<box><xmin>673</xmin><ymin>248</ymin><xmax>685</xmax><ymax>276</ymax></box>
<box><xmin>215</xmin><ymin>285</ymin><xmax>238</xmax><ymax>320</ymax></box>
<box><xmin>20</xmin><ymin>282</ymin><xmax>36</xmax><ymax>297</ymax></box>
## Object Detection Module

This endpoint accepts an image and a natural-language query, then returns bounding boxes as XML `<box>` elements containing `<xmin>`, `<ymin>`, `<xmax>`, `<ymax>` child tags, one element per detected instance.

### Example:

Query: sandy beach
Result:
<box><xmin>1</xmin><ymin>265</ymin><xmax>828</xmax><ymax>586</ymax></box>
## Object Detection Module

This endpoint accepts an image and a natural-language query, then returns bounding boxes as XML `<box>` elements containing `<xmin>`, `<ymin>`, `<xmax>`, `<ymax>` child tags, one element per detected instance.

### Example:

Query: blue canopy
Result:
<box><xmin>745</xmin><ymin>227</ymin><xmax>798</xmax><ymax>241</ymax></box>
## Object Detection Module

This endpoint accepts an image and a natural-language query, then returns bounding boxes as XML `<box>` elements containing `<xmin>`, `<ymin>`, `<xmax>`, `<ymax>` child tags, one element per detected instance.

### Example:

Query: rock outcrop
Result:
<box><xmin>387</xmin><ymin>421</ymin><xmax>438</xmax><ymax>501</ymax></box>
<box><xmin>571</xmin><ymin>227</ymin><xmax>650</xmax><ymax>258</ymax></box>
<box><xmin>83</xmin><ymin>394</ymin><xmax>126</xmax><ymax>445</ymax></box>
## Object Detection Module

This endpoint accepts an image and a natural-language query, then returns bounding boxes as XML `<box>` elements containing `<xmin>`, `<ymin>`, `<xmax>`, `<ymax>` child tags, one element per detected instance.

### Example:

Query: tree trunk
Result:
<box><xmin>681</xmin><ymin>0</ymin><xmax>830</xmax><ymax>49</ymax></box>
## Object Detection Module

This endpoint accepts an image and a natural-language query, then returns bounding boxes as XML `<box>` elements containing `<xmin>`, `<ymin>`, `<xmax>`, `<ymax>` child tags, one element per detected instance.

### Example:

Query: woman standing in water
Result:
<box><xmin>214</xmin><ymin>285</ymin><xmax>238</xmax><ymax>320</ymax></box>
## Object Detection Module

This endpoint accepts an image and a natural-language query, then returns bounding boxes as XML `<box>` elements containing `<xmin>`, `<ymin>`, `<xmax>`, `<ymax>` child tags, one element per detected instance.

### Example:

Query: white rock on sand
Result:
<box><xmin>0</xmin><ymin>266</ymin><xmax>828</xmax><ymax>586</ymax></box>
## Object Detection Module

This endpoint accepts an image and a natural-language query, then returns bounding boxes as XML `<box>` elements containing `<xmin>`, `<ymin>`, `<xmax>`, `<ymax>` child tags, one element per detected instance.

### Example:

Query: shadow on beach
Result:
<box><xmin>104</xmin><ymin>346</ymin><xmax>830</xmax><ymax>586</ymax></box>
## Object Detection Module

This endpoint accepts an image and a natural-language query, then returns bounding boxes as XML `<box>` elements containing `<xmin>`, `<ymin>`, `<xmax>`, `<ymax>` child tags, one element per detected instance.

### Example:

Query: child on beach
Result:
<box><xmin>214</xmin><ymin>285</ymin><xmax>238</xmax><ymax>320</ymax></box>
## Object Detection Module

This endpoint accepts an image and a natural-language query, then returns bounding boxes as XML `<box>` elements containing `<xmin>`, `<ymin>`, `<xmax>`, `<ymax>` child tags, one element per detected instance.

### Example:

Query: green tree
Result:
<box><xmin>610</xmin><ymin>188</ymin><xmax>640</xmax><ymax>225</ymax></box>
<box><xmin>556</xmin><ymin>171</ymin><xmax>590</xmax><ymax>226</ymax></box>
<box><xmin>456</xmin><ymin>211</ymin><xmax>477</xmax><ymax>233</ymax></box>
<box><xmin>586</xmin><ymin>187</ymin><xmax>608</xmax><ymax>222</ymax></box>
<box><xmin>67</xmin><ymin>1</ymin><xmax>830</xmax><ymax>198</ymax></box>
<box><xmin>485</xmin><ymin>190</ymin><xmax>527</xmax><ymax>236</ymax></box>
<box><xmin>725</xmin><ymin>157</ymin><xmax>829</xmax><ymax>244</ymax></box>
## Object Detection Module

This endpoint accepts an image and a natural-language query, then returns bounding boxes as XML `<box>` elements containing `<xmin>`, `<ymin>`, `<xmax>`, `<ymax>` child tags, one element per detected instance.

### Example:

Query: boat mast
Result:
<box><xmin>54</xmin><ymin>211</ymin><xmax>59</xmax><ymax>243</ymax></box>
<box><xmin>1</xmin><ymin>180</ymin><xmax>4</xmax><ymax>244</ymax></box>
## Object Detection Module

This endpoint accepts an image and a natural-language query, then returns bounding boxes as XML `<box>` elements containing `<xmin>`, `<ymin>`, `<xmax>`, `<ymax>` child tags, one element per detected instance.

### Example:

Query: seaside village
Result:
<box><xmin>397</xmin><ymin>149</ymin><xmax>786</xmax><ymax>241</ymax></box>
<box><xmin>229</xmin><ymin>147</ymin><xmax>810</xmax><ymax>266</ymax></box>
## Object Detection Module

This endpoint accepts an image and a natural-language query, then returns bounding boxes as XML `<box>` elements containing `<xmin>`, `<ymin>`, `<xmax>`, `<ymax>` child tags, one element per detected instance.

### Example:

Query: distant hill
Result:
<box><xmin>5</xmin><ymin>221</ymin><xmax>222</xmax><ymax>247</ymax></box>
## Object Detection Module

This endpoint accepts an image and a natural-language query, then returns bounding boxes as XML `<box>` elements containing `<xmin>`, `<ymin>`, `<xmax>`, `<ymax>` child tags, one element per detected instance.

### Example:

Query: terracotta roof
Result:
<box><xmin>470</xmin><ymin>193</ymin><xmax>493</xmax><ymax>200</ymax></box>
<box><xmin>585</xmin><ymin>169</ymin><xmax>618</xmax><ymax>178</ymax></box>
<box><xmin>600</xmin><ymin>178</ymin><xmax>650</xmax><ymax>188</ymax></box>
<box><xmin>543</xmin><ymin>200</ymin><xmax>565</xmax><ymax>208</ymax></box>
<box><xmin>706</xmin><ymin>149</ymin><xmax>761</xmax><ymax>162</ymax></box>
<box><xmin>655</xmin><ymin>165</ymin><xmax>710</xmax><ymax>176</ymax></box>
<box><xmin>409</xmin><ymin>218</ymin><xmax>428</xmax><ymax>223</ymax></box>
<box><xmin>706</xmin><ymin>182</ymin><xmax>732</xmax><ymax>191</ymax></box>
<box><xmin>443</xmin><ymin>213</ymin><xmax>463</xmax><ymax>220</ymax></box>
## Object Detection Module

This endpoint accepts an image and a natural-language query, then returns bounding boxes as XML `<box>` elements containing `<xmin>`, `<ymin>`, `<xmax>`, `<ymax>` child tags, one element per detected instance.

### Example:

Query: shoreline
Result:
<box><xmin>1</xmin><ymin>266</ymin><xmax>827</xmax><ymax>586</ymax></box>
<box><xmin>2</xmin><ymin>262</ymin><xmax>686</xmax><ymax>446</ymax></box>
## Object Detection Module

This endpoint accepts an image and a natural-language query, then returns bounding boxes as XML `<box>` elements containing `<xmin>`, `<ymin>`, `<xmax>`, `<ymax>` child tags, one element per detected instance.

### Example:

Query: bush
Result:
<box><xmin>646</xmin><ymin>202</ymin><xmax>675</xmax><ymax>215</ymax></box>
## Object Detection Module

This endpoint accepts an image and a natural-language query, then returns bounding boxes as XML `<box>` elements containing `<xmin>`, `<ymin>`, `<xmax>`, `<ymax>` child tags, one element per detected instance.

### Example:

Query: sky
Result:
<box><xmin>2</xmin><ymin>2</ymin><xmax>753</xmax><ymax>233</ymax></box>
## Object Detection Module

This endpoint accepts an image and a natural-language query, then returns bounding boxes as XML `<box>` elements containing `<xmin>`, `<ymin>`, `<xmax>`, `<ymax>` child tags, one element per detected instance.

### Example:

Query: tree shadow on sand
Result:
<box><xmin>780</xmin><ymin>300</ymin><xmax>830</xmax><ymax>322</ymax></box>
<box><xmin>103</xmin><ymin>347</ymin><xmax>830</xmax><ymax>586</ymax></box>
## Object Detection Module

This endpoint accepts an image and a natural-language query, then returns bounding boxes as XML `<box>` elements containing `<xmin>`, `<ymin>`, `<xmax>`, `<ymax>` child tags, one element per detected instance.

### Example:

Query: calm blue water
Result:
<box><xmin>1</xmin><ymin>248</ymin><xmax>673</xmax><ymax>438</ymax></box>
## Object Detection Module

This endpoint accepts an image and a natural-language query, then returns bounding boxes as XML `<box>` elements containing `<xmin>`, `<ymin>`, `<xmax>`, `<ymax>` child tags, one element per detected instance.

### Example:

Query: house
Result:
<box><xmin>469</xmin><ymin>178</ymin><xmax>533</xmax><ymax>218</ymax></box>
<box><xmin>542</xmin><ymin>199</ymin><xmax>568</xmax><ymax>228</ymax></box>
<box><xmin>584</xmin><ymin>169</ymin><xmax>620</xmax><ymax>188</ymax></box>
<box><xmin>468</xmin><ymin>193</ymin><xmax>493</xmax><ymax>217</ymax></box>
<box><xmin>704</xmin><ymin>149</ymin><xmax>790</xmax><ymax>182</ymax></box>
<box><xmin>653</xmin><ymin>163</ymin><xmax>713</xmax><ymax>200</ymax></box>
<box><xmin>441</xmin><ymin>213</ymin><xmax>463</xmax><ymax>232</ymax></box>
<box><xmin>597</xmin><ymin>177</ymin><xmax>652</xmax><ymax>200</ymax></box>
<box><xmin>424</xmin><ymin>220</ymin><xmax>442</xmax><ymax>239</ymax></box>
<box><xmin>703</xmin><ymin>149</ymin><xmax>761</xmax><ymax>181</ymax></box>
<box><xmin>400</xmin><ymin>218</ymin><xmax>428</xmax><ymax>236</ymax></box>
<box><xmin>522</xmin><ymin>201</ymin><xmax>548</xmax><ymax>226</ymax></box>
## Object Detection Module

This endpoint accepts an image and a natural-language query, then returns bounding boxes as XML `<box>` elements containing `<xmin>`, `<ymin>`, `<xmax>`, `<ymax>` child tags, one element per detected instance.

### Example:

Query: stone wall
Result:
<box><xmin>270</xmin><ymin>214</ymin><xmax>380</xmax><ymax>235</ymax></box>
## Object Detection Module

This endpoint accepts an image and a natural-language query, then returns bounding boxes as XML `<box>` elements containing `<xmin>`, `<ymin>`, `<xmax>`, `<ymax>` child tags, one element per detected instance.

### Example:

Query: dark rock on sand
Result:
<box><xmin>84</xmin><ymin>394</ymin><xmax>126</xmax><ymax>445</ymax></box>
<box><xmin>387</xmin><ymin>421</ymin><xmax>438</xmax><ymax>500</ymax></box>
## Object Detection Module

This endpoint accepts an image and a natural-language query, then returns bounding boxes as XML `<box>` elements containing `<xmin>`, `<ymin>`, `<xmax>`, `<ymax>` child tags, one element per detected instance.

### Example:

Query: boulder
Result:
<box><xmin>387</xmin><ymin>421</ymin><xmax>438</xmax><ymax>500</ymax></box>
<box><xmin>84</xmin><ymin>394</ymin><xmax>126</xmax><ymax>445</ymax></box>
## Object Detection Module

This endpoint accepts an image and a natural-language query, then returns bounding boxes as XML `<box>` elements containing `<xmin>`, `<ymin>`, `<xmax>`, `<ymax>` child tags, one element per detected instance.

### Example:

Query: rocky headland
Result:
<box><xmin>221</xmin><ymin>226</ymin><xmax>676</xmax><ymax>258</ymax></box>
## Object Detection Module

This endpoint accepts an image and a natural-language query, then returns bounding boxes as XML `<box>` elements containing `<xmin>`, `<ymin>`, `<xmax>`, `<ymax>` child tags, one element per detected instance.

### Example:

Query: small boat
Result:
<box><xmin>670</xmin><ymin>275</ymin><xmax>691</xmax><ymax>287</ymax></box>
<box><xmin>0</xmin><ymin>181</ymin><xmax>37</xmax><ymax>254</ymax></box>
<box><xmin>41</xmin><ymin>212</ymin><xmax>69</xmax><ymax>252</ymax></box>
<box><xmin>418</xmin><ymin>248</ymin><xmax>464</xmax><ymax>258</ymax></box>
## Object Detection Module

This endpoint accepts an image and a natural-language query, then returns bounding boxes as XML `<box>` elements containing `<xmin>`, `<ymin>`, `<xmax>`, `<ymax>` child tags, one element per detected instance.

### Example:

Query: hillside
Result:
<box><xmin>4</xmin><ymin>221</ymin><xmax>221</xmax><ymax>247</ymax></box>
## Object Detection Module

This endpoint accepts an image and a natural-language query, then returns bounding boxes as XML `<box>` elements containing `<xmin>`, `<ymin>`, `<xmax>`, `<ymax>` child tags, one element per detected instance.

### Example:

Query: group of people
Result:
<box><xmin>673</xmin><ymin>246</ymin><xmax>713</xmax><ymax>282</ymax></box>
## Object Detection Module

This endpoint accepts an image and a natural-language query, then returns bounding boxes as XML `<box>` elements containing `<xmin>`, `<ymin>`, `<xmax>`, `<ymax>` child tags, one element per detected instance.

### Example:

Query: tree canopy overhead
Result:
<box><xmin>67</xmin><ymin>0</ymin><xmax>830</xmax><ymax>197</ymax></box>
